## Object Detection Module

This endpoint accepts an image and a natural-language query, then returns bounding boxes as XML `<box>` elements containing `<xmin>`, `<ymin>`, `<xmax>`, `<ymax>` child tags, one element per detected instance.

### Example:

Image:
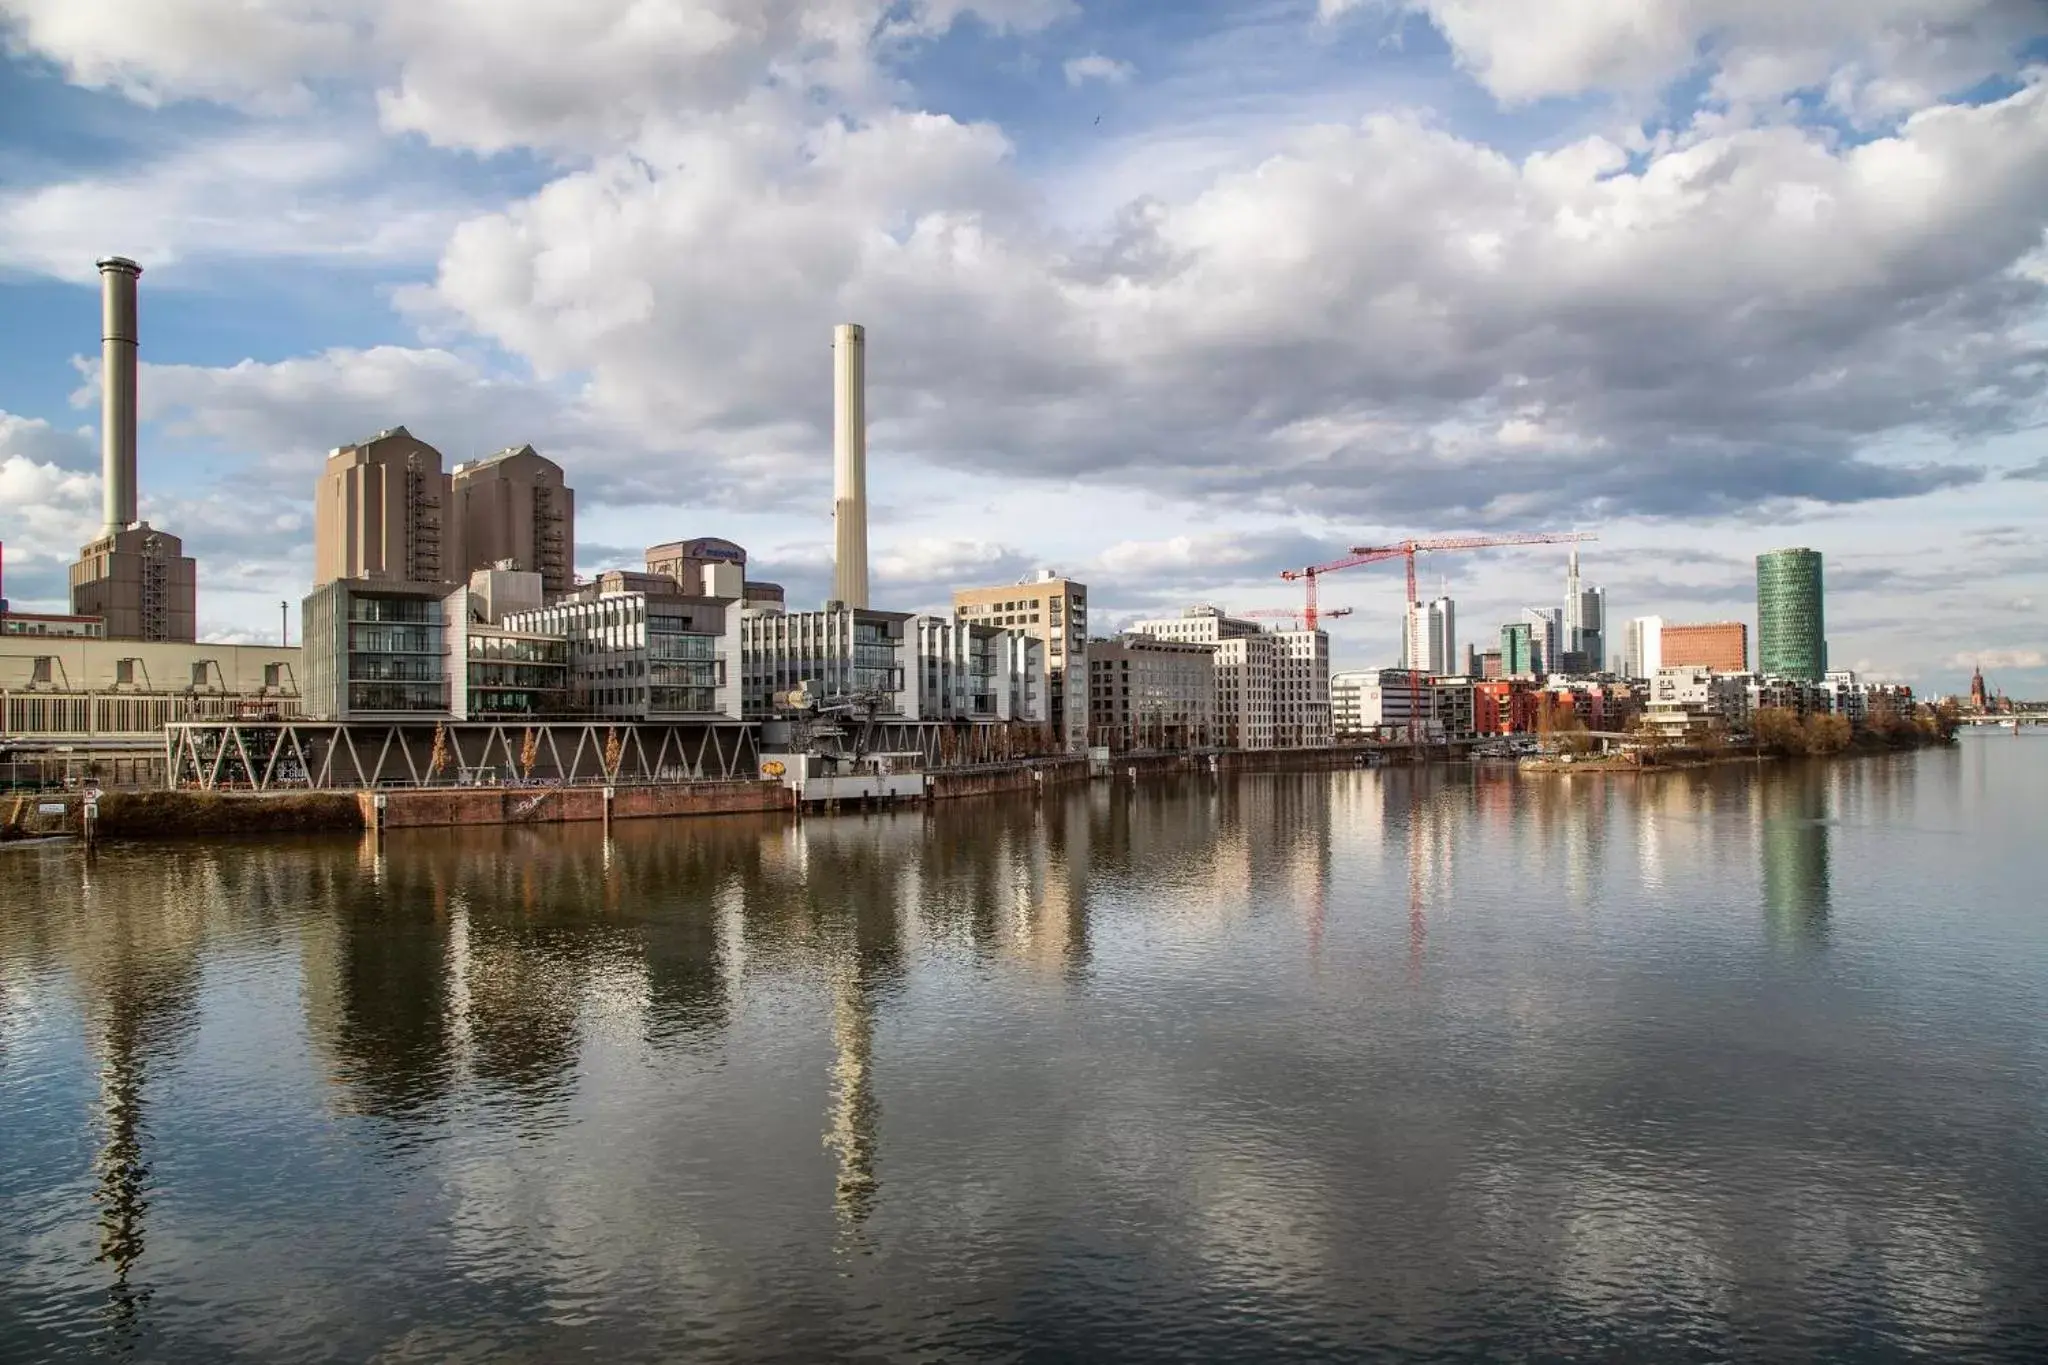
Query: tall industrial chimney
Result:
<box><xmin>831</xmin><ymin>321</ymin><xmax>869</xmax><ymax>608</ymax></box>
<box><xmin>97</xmin><ymin>256</ymin><xmax>142</xmax><ymax>539</ymax></box>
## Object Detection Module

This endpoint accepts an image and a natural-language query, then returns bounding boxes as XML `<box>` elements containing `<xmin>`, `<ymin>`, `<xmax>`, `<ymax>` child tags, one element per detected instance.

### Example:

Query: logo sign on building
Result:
<box><xmin>761</xmin><ymin>760</ymin><xmax>787</xmax><ymax>778</ymax></box>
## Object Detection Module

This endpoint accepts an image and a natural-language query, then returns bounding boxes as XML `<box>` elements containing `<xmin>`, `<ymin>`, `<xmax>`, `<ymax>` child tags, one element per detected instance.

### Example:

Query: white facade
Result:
<box><xmin>1623</xmin><ymin>616</ymin><xmax>1664</xmax><ymax>680</ymax></box>
<box><xmin>738</xmin><ymin>606</ymin><xmax>910</xmax><ymax>718</ymax></box>
<box><xmin>1522</xmin><ymin>606</ymin><xmax>1563</xmax><ymax>675</ymax></box>
<box><xmin>911</xmin><ymin>616</ymin><xmax>1045</xmax><ymax>723</ymax></box>
<box><xmin>503</xmin><ymin>591</ymin><xmax>740</xmax><ymax>720</ymax></box>
<box><xmin>1129</xmin><ymin>606</ymin><xmax>1326</xmax><ymax>750</ymax></box>
<box><xmin>1645</xmin><ymin>665</ymin><xmax>1750</xmax><ymax>736</ymax></box>
<box><xmin>1402</xmin><ymin>596</ymin><xmax>1455</xmax><ymax>676</ymax></box>
<box><xmin>1332</xmin><ymin>668</ymin><xmax>1437</xmax><ymax>740</ymax></box>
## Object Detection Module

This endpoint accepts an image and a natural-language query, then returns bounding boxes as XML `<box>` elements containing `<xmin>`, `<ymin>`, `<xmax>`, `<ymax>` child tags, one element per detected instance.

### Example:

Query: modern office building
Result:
<box><xmin>1500</xmin><ymin>622</ymin><xmax>1537</xmax><ymax>677</ymax></box>
<box><xmin>451</xmin><ymin>445</ymin><xmax>574</xmax><ymax>596</ymax></box>
<box><xmin>953</xmin><ymin>572</ymin><xmax>1089</xmax><ymax>751</ymax></box>
<box><xmin>1402</xmin><ymin>595</ymin><xmax>1455</xmax><ymax>676</ymax></box>
<box><xmin>1757</xmin><ymin>548</ymin><xmax>1827</xmax><ymax>680</ymax></box>
<box><xmin>1272</xmin><ymin>627</ymin><xmax>1332</xmax><ymax>747</ymax></box>
<box><xmin>302</xmin><ymin>578</ymin><xmax>460</xmax><ymax>720</ymax></box>
<box><xmin>1663</xmin><ymin>621</ymin><xmax>1749</xmax><ymax>673</ymax></box>
<box><xmin>912</xmin><ymin>616</ymin><xmax>1045</xmax><ymax>724</ymax></box>
<box><xmin>738</xmin><ymin>605</ymin><xmax>912</xmax><ymax>719</ymax></box>
<box><xmin>313</xmin><ymin>427</ymin><xmax>463</xmax><ymax>588</ymax></box>
<box><xmin>505</xmin><ymin>586</ymin><xmax>741</xmax><ymax>721</ymax></box>
<box><xmin>1088</xmin><ymin>634</ymin><xmax>1216</xmax><ymax>751</ymax></box>
<box><xmin>1521</xmin><ymin>606</ymin><xmax>1562</xmax><ymax>674</ymax></box>
<box><xmin>1432</xmin><ymin>677</ymin><xmax>1478</xmax><ymax>742</ymax></box>
<box><xmin>1622</xmin><ymin>616</ymin><xmax>1664</xmax><ymax>679</ymax></box>
<box><xmin>1562</xmin><ymin>552</ymin><xmax>1605</xmax><ymax>673</ymax></box>
<box><xmin>1331</xmin><ymin>668</ymin><xmax>1435</xmax><ymax>740</ymax></box>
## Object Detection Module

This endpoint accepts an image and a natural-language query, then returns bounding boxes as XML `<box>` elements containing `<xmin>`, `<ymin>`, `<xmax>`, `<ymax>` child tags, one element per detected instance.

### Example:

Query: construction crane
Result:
<box><xmin>1280</xmin><ymin>530</ymin><xmax>1599</xmax><ymax>744</ymax></box>
<box><xmin>1240</xmin><ymin>606</ymin><xmax>1353</xmax><ymax>630</ymax></box>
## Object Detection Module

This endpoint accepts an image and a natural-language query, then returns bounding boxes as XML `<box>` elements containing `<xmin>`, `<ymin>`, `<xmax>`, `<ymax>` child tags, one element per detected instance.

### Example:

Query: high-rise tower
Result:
<box><xmin>1756</xmin><ymin>548</ymin><xmax>1826</xmax><ymax>680</ymax></box>
<box><xmin>832</xmin><ymin>323</ymin><xmax>869</xmax><ymax>608</ymax></box>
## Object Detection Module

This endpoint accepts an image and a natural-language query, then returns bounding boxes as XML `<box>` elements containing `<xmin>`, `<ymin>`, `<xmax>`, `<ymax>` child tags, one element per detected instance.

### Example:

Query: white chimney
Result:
<box><xmin>97</xmin><ymin>256</ymin><xmax>142</xmax><ymax>539</ymax></box>
<box><xmin>832</xmin><ymin>322</ymin><xmax>869</xmax><ymax>608</ymax></box>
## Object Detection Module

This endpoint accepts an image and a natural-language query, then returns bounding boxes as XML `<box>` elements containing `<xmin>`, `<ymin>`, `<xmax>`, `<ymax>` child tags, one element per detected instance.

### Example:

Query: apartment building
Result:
<box><xmin>913</xmin><ymin>616</ymin><xmax>1045</xmax><ymax>724</ymax></box>
<box><xmin>738</xmin><ymin>606</ymin><xmax>912</xmax><ymax>719</ymax></box>
<box><xmin>1331</xmin><ymin>668</ymin><xmax>1435</xmax><ymax>741</ymax></box>
<box><xmin>1126</xmin><ymin>606</ymin><xmax>1329</xmax><ymax>751</ymax></box>
<box><xmin>504</xmin><ymin>586</ymin><xmax>740</xmax><ymax>721</ymax></box>
<box><xmin>953</xmin><ymin>572</ymin><xmax>1088</xmax><ymax>750</ymax></box>
<box><xmin>1088</xmin><ymin>634</ymin><xmax>1217</xmax><ymax>751</ymax></box>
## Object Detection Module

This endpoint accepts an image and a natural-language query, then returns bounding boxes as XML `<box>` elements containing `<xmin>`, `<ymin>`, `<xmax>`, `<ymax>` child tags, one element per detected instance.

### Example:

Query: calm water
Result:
<box><xmin>4</xmin><ymin>742</ymin><xmax>2047</xmax><ymax>1362</ymax></box>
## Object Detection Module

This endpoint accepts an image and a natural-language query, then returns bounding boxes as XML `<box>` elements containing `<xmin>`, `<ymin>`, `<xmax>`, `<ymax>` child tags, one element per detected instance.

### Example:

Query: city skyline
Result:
<box><xmin>1</xmin><ymin>3</ymin><xmax>2044</xmax><ymax>694</ymax></box>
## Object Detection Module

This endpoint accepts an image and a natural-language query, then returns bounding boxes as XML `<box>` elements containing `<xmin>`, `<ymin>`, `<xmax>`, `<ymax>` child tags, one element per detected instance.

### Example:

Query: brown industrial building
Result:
<box><xmin>70</xmin><ymin>525</ymin><xmax>197</xmax><ymax>643</ymax></box>
<box><xmin>313</xmin><ymin>426</ymin><xmax>463</xmax><ymax>587</ymax></box>
<box><xmin>452</xmin><ymin>445</ymin><xmax>575</xmax><ymax>597</ymax></box>
<box><xmin>63</xmin><ymin>257</ymin><xmax>200</xmax><ymax>642</ymax></box>
<box><xmin>1661</xmin><ymin>621</ymin><xmax>1749</xmax><ymax>673</ymax></box>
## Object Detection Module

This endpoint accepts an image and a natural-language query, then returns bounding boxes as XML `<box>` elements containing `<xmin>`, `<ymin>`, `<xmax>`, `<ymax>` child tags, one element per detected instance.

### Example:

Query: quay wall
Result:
<box><xmin>361</xmin><ymin>781</ymin><xmax>791</xmax><ymax>830</ymax></box>
<box><xmin>929</xmin><ymin>757</ymin><xmax>1088</xmax><ymax>801</ymax></box>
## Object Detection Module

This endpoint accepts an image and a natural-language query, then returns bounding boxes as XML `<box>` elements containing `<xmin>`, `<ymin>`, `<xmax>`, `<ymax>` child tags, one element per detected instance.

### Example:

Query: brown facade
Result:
<box><xmin>953</xmin><ymin>575</ymin><xmax>1089</xmax><ymax>750</ymax></box>
<box><xmin>69</xmin><ymin>524</ymin><xmax>197</xmax><ymax>642</ymax></box>
<box><xmin>452</xmin><ymin>445</ymin><xmax>574</xmax><ymax>596</ymax></box>
<box><xmin>313</xmin><ymin>427</ymin><xmax>462</xmax><ymax>587</ymax></box>
<box><xmin>1662</xmin><ymin>621</ymin><xmax>1749</xmax><ymax>673</ymax></box>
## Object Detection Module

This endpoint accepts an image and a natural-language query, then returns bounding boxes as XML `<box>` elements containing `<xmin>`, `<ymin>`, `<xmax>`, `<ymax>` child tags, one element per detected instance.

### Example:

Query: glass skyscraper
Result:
<box><xmin>1756</xmin><ymin>548</ymin><xmax>1827</xmax><ymax>680</ymax></box>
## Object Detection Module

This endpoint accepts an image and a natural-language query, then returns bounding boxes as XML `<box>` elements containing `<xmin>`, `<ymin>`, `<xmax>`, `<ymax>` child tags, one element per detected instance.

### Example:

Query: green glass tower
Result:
<box><xmin>1756</xmin><ymin>547</ymin><xmax>1826</xmax><ymax>680</ymax></box>
<box><xmin>1500</xmin><ymin>622</ymin><xmax>1535</xmax><ymax>676</ymax></box>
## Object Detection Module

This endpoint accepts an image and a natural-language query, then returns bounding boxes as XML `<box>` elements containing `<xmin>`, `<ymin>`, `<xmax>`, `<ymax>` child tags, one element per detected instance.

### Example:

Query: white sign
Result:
<box><xmin>37</xmin><ymin>802</ymin><xmax>66</xmax><ymax>815</ymax></box>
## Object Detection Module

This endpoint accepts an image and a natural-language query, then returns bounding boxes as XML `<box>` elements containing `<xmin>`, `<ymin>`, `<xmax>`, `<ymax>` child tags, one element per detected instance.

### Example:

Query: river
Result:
<box><xmin>4</xmin><ymin>740</ymin><xmax>2046</xmax><ymax>1361</ymax></box>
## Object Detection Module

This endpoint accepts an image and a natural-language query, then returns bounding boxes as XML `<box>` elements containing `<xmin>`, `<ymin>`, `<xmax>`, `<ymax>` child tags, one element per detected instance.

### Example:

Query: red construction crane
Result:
<box><xmin>1241</xmin><ymin>606</ymin><xmax>1353</xmax><ymax>630</ymax></box>
<box><xmin>1281</xmin><ymin>530</ymin><xmax>1599</xmax><ymax>744</ymax></box>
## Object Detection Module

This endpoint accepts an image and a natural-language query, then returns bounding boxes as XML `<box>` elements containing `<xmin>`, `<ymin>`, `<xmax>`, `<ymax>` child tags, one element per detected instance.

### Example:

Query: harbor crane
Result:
<box><xmin>1280</xmin><ymin>531</ymin><xmax>1599</xmax><ymax>743</ymax></box>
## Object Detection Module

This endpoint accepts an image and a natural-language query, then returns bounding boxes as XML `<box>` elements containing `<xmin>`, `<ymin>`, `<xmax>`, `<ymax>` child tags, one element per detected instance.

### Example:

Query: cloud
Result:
<box><xmin>0</xmin><ymin>127</ymin><xmax>468</xmax><ymax>279</ymax></box>
<box><xmin>411</xmin><ymin>78</ymin><xmax>2048</xmax><ymax>522</ymax></box>
<box><xmin>1946</xmin><ymin>648</ymin><xmax>2046</xmax><ymax>670</ymax></box>
<box><xmin>2004</xmin><ymin>456</ymin><xmax>2048</xmax><ymax>480</ymax></box>
<box><xmin>1340</xmin><ymin>0</ymin><xmax>2043</xmax><ymax>119</ymax></box>
<box><xmin>0</xmin><ymin>417</ymin><xmax>101</xmax><ymax>604</ymax></box>
<box><xmin>1064</xmin><ymin>52</ymin><xmax>1135</xmax><ymax>87</ymax></box>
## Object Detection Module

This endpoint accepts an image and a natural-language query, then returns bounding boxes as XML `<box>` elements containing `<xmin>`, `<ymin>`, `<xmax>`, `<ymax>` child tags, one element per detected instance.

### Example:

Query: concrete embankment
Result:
<box><xmin>3</xmin><ymin>790</ymin><xmax>364</xmax><ymax>840</ymax></box>
<box><xmin>928</xmin><ymin>757</ymin><xmax>1089</xmax><ymax>800</ymax></box>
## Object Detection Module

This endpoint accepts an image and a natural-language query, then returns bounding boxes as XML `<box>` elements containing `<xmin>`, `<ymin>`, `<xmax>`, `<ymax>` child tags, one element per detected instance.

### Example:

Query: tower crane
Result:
<box><xmin>1281</xmin><ymin>531</ymin><xmax>1599</xmax><ymax>744</ymax></box>
<box><xmin>1240</xmin><ymin>606</ymin><xmax>1353</xmax><ymax>630</ymax></box>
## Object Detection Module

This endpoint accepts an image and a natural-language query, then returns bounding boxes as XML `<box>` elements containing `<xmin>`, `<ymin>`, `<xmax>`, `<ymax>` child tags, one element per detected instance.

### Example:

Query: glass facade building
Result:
<box><xmin>1756</xmin><ymin>548</ymin><xmax>1826</xmax><ymax>680</ymax></box>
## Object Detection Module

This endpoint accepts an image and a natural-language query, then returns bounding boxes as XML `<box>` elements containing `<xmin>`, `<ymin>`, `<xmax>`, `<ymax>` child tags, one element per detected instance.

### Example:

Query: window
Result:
<box><xmin>115</xmin><ymin>658</ymin><xmax>136</xmax><ymax>686</ymax></box>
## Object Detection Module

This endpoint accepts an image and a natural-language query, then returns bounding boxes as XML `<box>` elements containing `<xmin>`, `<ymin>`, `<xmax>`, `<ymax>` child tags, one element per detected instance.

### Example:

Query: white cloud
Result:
<box><xmin>0</xmin><ymin>128</ymin><xmax>465</xmax><ymax>279</ymax></box>
<box><xmin>1064</xmin><ymin>52</ymin><xmax>1135</xmax><ymax>87</ymax></box>
<box><xmin>1347</xmin><ymin>0</ymin><xmax>2042</xmax><ymax>118</ymax></box>
<box><xmin>1946</xmin><ymin>648</ymin><xmax>2047</xmax><ymax>670</ymax></box>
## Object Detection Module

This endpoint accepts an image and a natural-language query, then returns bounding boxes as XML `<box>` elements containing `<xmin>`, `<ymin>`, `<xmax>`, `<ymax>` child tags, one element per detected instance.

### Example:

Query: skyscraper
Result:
<box><xmin>1501</xmin><ymin>622</ymin><xmax>1536</xmax><ymax>677</ymax></box>
<box><xmin>1757</xmin><ymin>548</ymin><xmax>1826</xmax><ymax>680</ymax></box>
<box><xmin>1521</xmin><ymin>606</ymin><xmax>1561</xmax><ymax>674</ymax></box>
<box><xmin>451</xmin><ymin>445</ymin><xmax>574</xmax><ymax>597</ymax></box>
<box><xmin>1623</xmin><ymin>616</ymin><xmax>1664</xmax><ymax>679</ymax></box>
<box><xmin>1402</xmin><ymin>595</ymin><xmax>1456</xmax><ymax>675</ymax></box>
<box><xmin>1562</xmin><ymin>550</ymin><xmax>1606</xmax><ymax>673</ymax></box>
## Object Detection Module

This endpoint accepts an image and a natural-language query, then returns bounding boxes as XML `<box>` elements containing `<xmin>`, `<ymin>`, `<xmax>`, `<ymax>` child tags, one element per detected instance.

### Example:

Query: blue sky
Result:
<box><xmin>2</xmin><ymin>0</ymin><xmax>2045</xmax><ymax>693</ymax></box>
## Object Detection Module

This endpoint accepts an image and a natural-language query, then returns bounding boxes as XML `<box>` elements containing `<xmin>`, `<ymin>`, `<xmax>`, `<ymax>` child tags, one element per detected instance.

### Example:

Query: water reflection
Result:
<box><xmin>1760</xmin><ymin>763</ymin><xmax>1833</xmax><ymax>946</ymax></box>
<box><xmin>2</xmin><ymin>751</ymin><xmax>2045</xmax><ymax>1362</ymax></box>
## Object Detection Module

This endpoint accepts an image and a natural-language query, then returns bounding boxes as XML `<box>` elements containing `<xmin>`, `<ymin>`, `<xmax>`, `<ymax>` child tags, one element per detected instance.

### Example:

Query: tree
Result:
<box><xmin>1752</xmin><ymin>706</ymin><xmax>1808</xmax><ymax>755</ymax></box>
<box><xmin>429</xmin><ymin>722</ymin><xmax>451</xmax><ymax>781</ymax></box>
<box><xmin>603</xmin><ymin>726</ymin><xmax>623</xmax><ymax>778</ymax></box>
<box><xmin>519</xmin><ymin>727</ymin><xmax>540</xmax><ymax>781</ymax></box>
<box><xmin>1803</xmin><ymin>712</ymin><xmax>1852</xmax><ymax>754</ymax></box>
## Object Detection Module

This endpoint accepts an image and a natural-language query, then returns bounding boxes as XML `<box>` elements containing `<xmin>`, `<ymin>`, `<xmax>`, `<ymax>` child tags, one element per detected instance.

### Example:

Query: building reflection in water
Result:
<box><xmin>60</xmin><ymin>860</ymin><xmax>205</xmax><ymax>1354</ymax></box>
<box><xmin>1759</xmin><ymin>764</ymin><xmax>1833</xmax><ymax>946</ymax></box>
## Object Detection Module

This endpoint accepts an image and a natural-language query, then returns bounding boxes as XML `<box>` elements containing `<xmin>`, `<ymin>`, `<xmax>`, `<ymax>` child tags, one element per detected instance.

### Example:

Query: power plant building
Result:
<box><xmin>67</xmin><ymin>257</ymin><xmax>199</xmax><ymax>642</ymax></box>
<box><xmin>1757</xmin><ymin>548</ymin><xmax>1827</xmax><ymax>680</ymax></box>
<box><xmin>313</xmin><ymin>427</ymin><xmax>463</xmax><ymax>588</ymax></box>
<box><xmin>451</xmin><ymin>445</ymin><xmax>573</xmax><ymax>597</ymax></box>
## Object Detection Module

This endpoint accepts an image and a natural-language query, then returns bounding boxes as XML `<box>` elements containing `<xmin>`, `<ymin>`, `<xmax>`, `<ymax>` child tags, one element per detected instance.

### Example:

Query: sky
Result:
<box><xmin>1</xmin><ymin>0</ymin><xmax>2045</xmax><ymax>696</ymax></box>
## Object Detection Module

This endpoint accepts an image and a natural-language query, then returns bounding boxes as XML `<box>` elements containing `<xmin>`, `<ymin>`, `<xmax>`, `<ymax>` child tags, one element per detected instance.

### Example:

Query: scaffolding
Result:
<box><xmin>404</xmin><ymin>455</ymin><xmax>441</xmax><ymax>582</ymax></box>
